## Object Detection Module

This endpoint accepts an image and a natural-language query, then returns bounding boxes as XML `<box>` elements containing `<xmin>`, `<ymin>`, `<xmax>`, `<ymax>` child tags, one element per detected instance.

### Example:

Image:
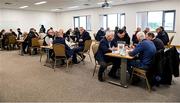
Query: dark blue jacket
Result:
<box><xmin>156</xmin><ymin>31</ymin><xmax>169</xmax><ymax>45</ymax></box>
<box><xmin>152</xmin><ymin>38</ymin><xmax>165</xmax><ymax>51</ymax></box>
<box><xmin>95</xmin><ymin>38</ymin><xmax>117</xmax><ymax>62</ymax></box>
<box><xmin>95</xmin><ymin>30</ymin><xmax>105</xmax><ymax>41</ymax></box>
<box><xmin>78</xmin><ymin>31</ymin><xmax>91</xmax><ymax>48</ymax></box>
<box><xmin>53</xmin><ymin>37</ymin><xmax>73</xmax><ymax>58</ymax></box>
<box><xmin>129</xmin><ymin>39</ymin><xmax>156</xmax><ymax>67</ymax></box>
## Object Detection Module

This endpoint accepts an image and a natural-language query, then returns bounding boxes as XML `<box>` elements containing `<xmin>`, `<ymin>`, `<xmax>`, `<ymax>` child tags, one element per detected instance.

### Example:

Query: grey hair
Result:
<box><xmin>137</xmin><ymin>32</ymin><xmax>145</xmax><ymax>41</ymax></box>
<box><xmin>105</xmin><ymin>30</ymin><xmax>114</xmax><ymax>37</ymax></box>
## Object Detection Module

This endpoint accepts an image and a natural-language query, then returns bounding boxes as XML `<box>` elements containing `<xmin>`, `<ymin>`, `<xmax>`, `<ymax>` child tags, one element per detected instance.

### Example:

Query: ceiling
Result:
<box><xmin>0</xmin><ymin>0</ymin><xmax>164</xmax><ymax>12</ymax></box>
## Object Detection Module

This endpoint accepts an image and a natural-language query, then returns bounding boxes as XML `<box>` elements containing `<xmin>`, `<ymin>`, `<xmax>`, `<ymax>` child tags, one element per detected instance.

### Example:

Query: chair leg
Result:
<box><xmin>89</xmin><ymin>53</ymin><xmax>92</xmax><ymax>62</ymax></box>
<box><xmin>93</xmin><ymin>64</ymin><xmax>97</xmax><ymax>77</ymax></box>
<box><xmin>40</xmin><ymin>54</ymin><xmax>42</xmax><ymax>62</ymax></box>
<box><xmin>40</xmin><ymin>50</ymin><xmax>43</xmax><ymax>62</ymax></box>
<box><xmin>145</xmin><ymin>76</ymin><xmax>151</xmax><ymax>92</ymax></box>
<box><xmin>54</xmin><ymin>59</ymin><xmax>56</xmax><ymax>72</ymax></box>
<box><xmin>130</xmin><ymin>69</ymin><xmax>135</xmax><ymax>84</ymax></box>
<box><xmin>81</xmin><ymin>53</ymin><xmax>84</xmax><ymax>61</ymax></box>
<box><xmin>66</xmin><ymin>60</ymin><xmax>69</xmax><ymax>72</ymax></box>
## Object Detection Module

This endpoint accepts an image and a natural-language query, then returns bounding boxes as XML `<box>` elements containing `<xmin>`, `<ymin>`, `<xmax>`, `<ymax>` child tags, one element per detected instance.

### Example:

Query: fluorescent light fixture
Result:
<box><xmin>19</xmin><ymin>6</ymin><xmax>28</xmax><ymax>9</ymax></box>
<box><xmin>97</xmin><ymin>1</ymin><xmax>112</xmax><ymax>5</ymax></box>
<box><xmin>34</xmin><ymin>1</ymin><xmax>47</xmax><ymax>5</ymax></box>
<box><xmin>68</xmin><ymin>6</ymin><xmax>79</xmax><ymax>9</ymax></box>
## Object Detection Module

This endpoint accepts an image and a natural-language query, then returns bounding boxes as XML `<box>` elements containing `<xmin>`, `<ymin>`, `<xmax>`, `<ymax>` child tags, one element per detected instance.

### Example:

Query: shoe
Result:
<box><xmin>98</xmin><ymin>75</ymin><xmax>104</xmax><ymax>82</ymax></box>
<box><xmin>73</xmin><ymin>61</ymin><xmax>80</xmax><ymax>64</ymax></box>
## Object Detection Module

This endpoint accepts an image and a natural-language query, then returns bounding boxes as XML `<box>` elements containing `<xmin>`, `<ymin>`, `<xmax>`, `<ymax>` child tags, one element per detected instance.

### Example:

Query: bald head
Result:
<box><xmin>57</xmin><ymin>29</ymin><xmax>64</xmax><ymax>37</ymax></box>
<box><xmin>136</xmin><ymin>32</ymin><xmax>145</xmax><ymax>42</ymax></box>
<box><xmin>79</xmin><ymin>27</ymin><xmax>85</xmax><ymax>35</ymax></box>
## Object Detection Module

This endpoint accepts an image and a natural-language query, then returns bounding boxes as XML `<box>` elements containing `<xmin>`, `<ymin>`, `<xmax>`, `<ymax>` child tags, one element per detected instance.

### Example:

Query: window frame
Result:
<box><xmin>147</xmin><ymin>10</ymin><xmax>163</xmax><ymax>31</ymax></box>
<box><xmin>137</xmin><ymin>10</ymin><xmax>176</xmax><ymax>33</ymax></box>
<box><xmin>163</xmin><ymin>10</ymin><xmax>176</xmax><ymax>32</ymax></box>
<box><xmin>100</xmin><ymin>13</ymin><xmax>126</xmax><ymax>30</ymax></box>
<box><xmin>73</xmin><ymin>15</ymin><xmax>91</xmax><ymax>31</ymax></box>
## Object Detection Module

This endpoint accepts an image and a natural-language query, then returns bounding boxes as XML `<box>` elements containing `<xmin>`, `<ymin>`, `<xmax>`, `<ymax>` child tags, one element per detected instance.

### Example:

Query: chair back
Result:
<box><xmin>168</xmin><ymin>35</ymin><xmax>174</xmax><ymax>46</ymax></box>
<box><xmin>38</xmin><ymin>39</ymin><xmax>44</xmax><ymax>46</ymax></box>
<box><xmin>83</xmin><ymin>40</ymin><xmax>92</xmax><ymax>52</ymax></box>
<box><xmin>32</xmin><ymin>38</ymin><xmax>40</xmax><ymax>47</ymax></box>
<box><xmin>53</xmin><ymin>44</ymin><xmax>66</xmax><ymax>57</ymax></box>
<box><xmin>92</xmin><ymin>42</ymin><xmax>100</xmax><ymax>56</ymax></box>
<box><xmin>8</xmin><ymin>35</ymin><xmax>16</xmax><ymax>44</ymax></box>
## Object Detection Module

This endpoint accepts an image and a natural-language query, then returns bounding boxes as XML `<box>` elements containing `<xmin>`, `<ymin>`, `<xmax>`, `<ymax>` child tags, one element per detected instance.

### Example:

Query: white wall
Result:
<box><xmin>0</xmin><ymin>9</ymin><xmax>58</xmax><ymax>33</ymax></box>
<box><xmin>0</xmin><ymin>0</ymin><xmax>179</xmax><ymax>45</ymax></box>
<box><xmin>56</xmin><ymin>0</ymin><xmax>180</xmax><ymax>45</ymax></box>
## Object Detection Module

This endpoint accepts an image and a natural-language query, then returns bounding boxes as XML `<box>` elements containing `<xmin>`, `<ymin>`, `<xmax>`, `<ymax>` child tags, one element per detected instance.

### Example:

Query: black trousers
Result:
<box><xmin>98</xmin><ymin>57</ymin><xmax>121</xmax><ymax>77</ymax></box>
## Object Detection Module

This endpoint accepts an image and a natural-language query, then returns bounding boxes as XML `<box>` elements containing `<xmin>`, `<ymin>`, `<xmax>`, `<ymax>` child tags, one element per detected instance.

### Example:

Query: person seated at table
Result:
<box><xmin>146</xmin><ymin>32</ymin><xmax>165</xmax><ymax>51</ymax></box>
<box><xmin>0</xmin><ymin>29</ymin><xmax>5</xmax><ymax>38</ymax></box>
<box><xmin>122</xmin><ymin>26</ymin><xmax>129</xmax><ymax>36</ymax></box>
<box><xmin>17</xmin><ymin>28</ymin><xmax>23</xmax><ymax>40</ymax></box>
<box><xmin>43</xmin><ymin>29</ymin><xmax>54</xmax><ymax>46</ymax></box>
<box><xmin>143</xmin><ymin>27</ymin><xmax>150</xmax><ymax>35</ymax></box>
<box><xmin>0</xmin><ymin>29</ymin><xmax>5</xmax><ymax>49</ymax></box>
<box><xmin>73</xmin><ymin>27</ymin><xmax>80</xmax><ymax>42</ymax></box>
<box><xmin>114</xmin><ymin>26</ymin><xmax>119</xmax><ymax>38</ymax></box>
<box><xmin>95</xmin><ymin>31</ymin><xmax>121</xmax><ymax>82</ymax></box>
<box><xmin>64</xmin><ymin>28</ymin><xmax>73</xmax><ymax>42</ymax></box>
<box><xmin>52</xmin><ymin>29</ymin><xmax>73</xmax><ymax>62</ymax></box>
<box><xmin>132</xmin><ymin>27</ymin><xmax>141</xmax><ymax>45</ymax></box>
<box><xmin>10</xmin><ymin>29</ymin><xmax>17</xmax><ymax>38</ymax></box>
<box><xmin>156</xmin><ymin>27</ymin><xmax>169</xmax><ymax>45</ymax></box>
<box><xmin>114</xmin><ymin>29</ymin><xmax>130</xmax><ymax>46</ymax></box>
<box><xmin>23</xmin><ymin>28</ymin><xmax>38</xmax><ymax>54</ymax></box>
<box><xmin>128</xmin><ymin>32</ymin><xmax>156</xmax><ymax>76</ymax></box>
<box><xmin>95</xmin><ymin>27</ymin><xmax>105</xmax><ymax>41</ymax></box>
<box><xmin>72</xmin><ymin>27</ymin><xmax>91</xmax><ymax>64</ymax></box>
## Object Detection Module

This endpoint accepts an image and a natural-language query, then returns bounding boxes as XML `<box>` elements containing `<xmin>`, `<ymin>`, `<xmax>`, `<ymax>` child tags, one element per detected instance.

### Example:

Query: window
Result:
<box><xmin>148</xmin><ymin>11</ymin><xmax>163</xmax><ymax>31</ymax></box>
<box><xmin>73</xmin><ymin>16</ymin><xmax>91</xmax><ymax>30</ymax></box>
<box><xmin>108</xmin><ymin>14</ymin><xmax>118</xmax><ymax>30</ymax></box>
<box><xmin>100</xmin><ymin>13</ymin><xmax>125</xmax><ymax>30</ymax></box>
<box><xmin>103</xmin><ymin>15</ymin><xmax>108</xmax><ymax>29</ymax></box>
<box><xmin>137</xmin><ymin>10</ymin><xmax>175</xmax><ymax>32</ymax></box>
<box><xmin>120</xmin><ymin>13</ymin><xmax>125</xmax><ymax>28</ymax></box>
<box><xmin>136</xmin><ymin>12</ymin><xmax>148</xmax><ymax>30</ymax></box>
<box><xmin>164</xmin><ymin>11</ymin><xmax>175</xmax><ymax>31</ymax></box>
<box><xmin>74</xmin><ymin>17</ymin><xmax>79</xmax><ymax>28</ymax></box>
<box><xmin>79</xmin><ymin>16</ymin><xmax>86</xmax><ymax>29</ymax></box>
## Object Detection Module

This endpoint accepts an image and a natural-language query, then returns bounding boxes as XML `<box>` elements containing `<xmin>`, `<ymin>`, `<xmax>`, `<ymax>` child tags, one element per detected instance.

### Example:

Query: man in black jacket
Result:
<box><xmin>95</xmin><ymin>27</ymin><xmax>105</xmax><ymax>41</ymax></box>
<box><xmin>146</xmin><ymin>32</ymin><xmax>165</xmax><ymax>51</ymax></box>
<box><xmin>114</xmin><ymin>29</ymin><xmax>130</xmax><ymax>46</ymax></box>
<box><xmin>17</xmin><ymin>28</ymin><xmax>22</xmax><ymax>40</ymax></box>
<box><xmin>72</xmin><ymin>27</ymin><xmax>91</xmax><ymax>64</ymax></box>
<box><xmin>95</xmin><ymin>31</ymin><xmax>121</xmax><ymax>82</ymax></box>
<box><xmin>156</xmin><ymin>27</ymin><xmax>169</xmax><ymax>45</ymax></box>
<box><xmin>23</xmin><ymin>28</ymin><xmax>37</xmax><ymax>54</ymax></box>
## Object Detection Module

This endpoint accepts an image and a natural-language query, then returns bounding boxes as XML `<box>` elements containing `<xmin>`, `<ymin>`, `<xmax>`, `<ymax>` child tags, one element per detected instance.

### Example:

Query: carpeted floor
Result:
<box><xmin>0</xmin><ymin>50</ymin><xmax>180</xmax><ymax>102</ymax></box>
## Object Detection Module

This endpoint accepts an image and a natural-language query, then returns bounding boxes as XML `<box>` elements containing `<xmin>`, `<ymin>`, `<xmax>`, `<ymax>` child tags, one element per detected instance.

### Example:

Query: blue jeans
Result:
<box><xmin>72</xmin><ymin>46</ymin><xmax>83</xmax><ymax>63</ymax></box>
<box><xmin>127</xmin><ymin>60</ymin><xmax>149</xmax><ymax>76</ymax></box>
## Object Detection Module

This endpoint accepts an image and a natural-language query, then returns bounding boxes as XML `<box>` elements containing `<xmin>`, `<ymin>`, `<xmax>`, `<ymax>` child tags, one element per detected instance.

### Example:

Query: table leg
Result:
<box><xmin>20</xmin><ymin>43</ymin><xmax>24</xmax><ymax>56</ymax></box>
<box><xmin>120</xmin><ymin>58</ymin><xmax>128</xmax><ymax>87</ymax></box>
<box><xmin>107</xmin><ymin>58</ymin><xmax>128</xmax><ymax>88</ymax></box>
<box><xmin>44</xmin><ymin>49</ymin><xmax>51</xmax><ymax>67</ymax></box>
